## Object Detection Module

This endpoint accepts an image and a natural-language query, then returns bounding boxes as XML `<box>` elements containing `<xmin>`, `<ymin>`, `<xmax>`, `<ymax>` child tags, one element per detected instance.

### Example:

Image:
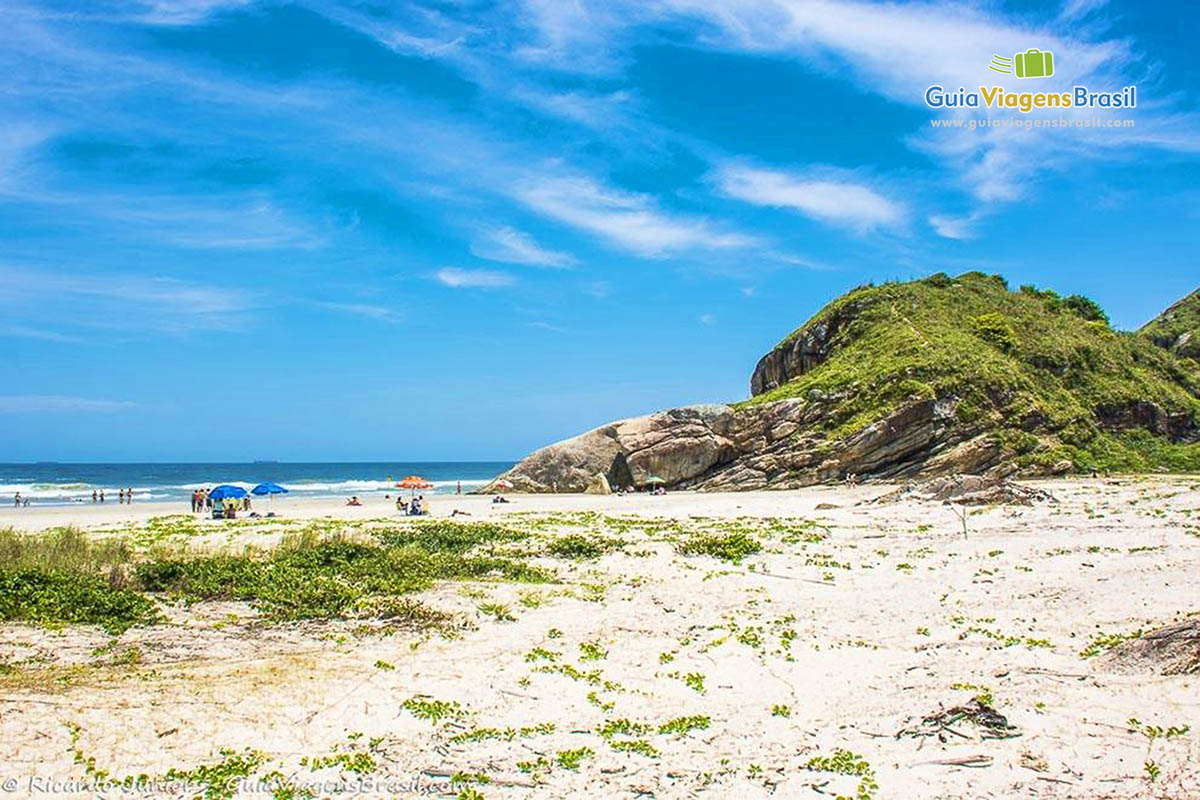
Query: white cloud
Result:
<box><xmin>126</xmin><ymin>0</ymin><xmax>251</xmax><ymax>26</ymax></box>
<box><xmin>699</xmin><ymin>313</ymin><xmax>716</xmax><ymax>325</ymax></box>
<box><xmin>434</xmin><ymin>267</ymin><xmax>515</xmax><ymax>288</ymax></box>
<box><xmin>0</xmin><ymin>395</ymin><xmax>136</xmax><ymax>413</ymax></box>
<box><xmin>511</xmin><ymin>0</ymin><xmax>643</xmax><ymax>72</ymax></box>
<box><xmin>105</xmin><ymin>197</ymin><xmax>329</xmax><ymax>251</ymax></box>
<box><xmin>317</xmin><ymin>302</ymin><xmax>404</xmax><ymax>323</ymax></box>
<box><xmin>0</xmin><ymin>264</ymin><xmax>256</xmax><ymax>334</ymax></box>
<box><xmin>582</xmin><ymin>280</ymin><xmax>611</xmax><ymax>299</ymax></box>
<box><xmin>0</xmin><ymin>324</ymin><xmax>84</xmax><ymax>343</ymax></box>
<box><xmin>929</xmin><ymin>212</ymin><xmax>981</xmax><ymax>240</ymax></box>
<box><xmin>515</xmin><ymin>175</ymin><xmax>756</xmax><ymax>257</ymax></box>
<box><xmin>471</xmin><ymin>226</ymin><xmax>575</xmax><ymax>268</ymax></box>
<box><xmin>1059</xmin><ymin>0</ymin><xmax>1109</xmax><ymax>22</ymax></box>
<box><xmin>716</xmin><ymin>164</ymin><xmax>904</xmax><ymax>232</ymax></box>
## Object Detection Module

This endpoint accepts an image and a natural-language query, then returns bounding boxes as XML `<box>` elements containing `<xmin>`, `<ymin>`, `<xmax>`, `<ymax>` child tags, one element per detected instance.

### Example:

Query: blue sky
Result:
<box><xmin>1</xmin><ymin>0</ymin><xmax>1197</xmax><ymax>462</ymax></box>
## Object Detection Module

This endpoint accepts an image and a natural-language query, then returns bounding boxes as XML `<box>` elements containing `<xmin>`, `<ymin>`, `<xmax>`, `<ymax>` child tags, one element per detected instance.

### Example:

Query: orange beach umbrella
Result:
<box><xmin>395</xmin><ymin>475</ymin><xmax>434</xmax><ymax>495</ymax></box>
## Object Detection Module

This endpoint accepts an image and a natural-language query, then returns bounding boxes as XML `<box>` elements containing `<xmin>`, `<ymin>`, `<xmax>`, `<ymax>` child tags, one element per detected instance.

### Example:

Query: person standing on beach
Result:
<box><xmin>92</xmin><ymin>489</ymin><xmax>97</xmax><ymax>503</ymax></box>
<box><xmin>13</xmin><ymin>492</ymin><xmax>20</xmax><ymax>507</ymax></box>
<box><xmin>118</xmin><ymin>488</ymin><xmax>125</xmax><ymax>504</ymax></box>
<box><xmin>99</xmin><ymin>489</ymin><xmax>105</xmax><ymax>503</ymax></box>
<box><xmin>126</xmin><ymin>487</ymin><xmax>133</xmax><ymax>504</ymax></box>
<box><xmin>456</xmin><ymin>481</ymin><xmax>462</xmax><ymax>495</ymax></box>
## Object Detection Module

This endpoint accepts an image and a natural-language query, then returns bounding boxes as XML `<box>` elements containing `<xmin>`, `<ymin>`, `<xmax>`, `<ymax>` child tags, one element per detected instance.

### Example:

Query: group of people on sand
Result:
<box><xmin>12</xmin><ymin>492</ymin><xmax>29</xmax><ymax>507</ymax></box>
<box><xmin>345</xmin><ymin>494</ymin><xmax>429</xmax><ymax>515</ymax></box>
<box><xmin>615</xmin><ymin>485</ymin><xmax>667</xmax><ymax>496</ymax></box>
<box><xmin>400</xmin><ymin>494</ymin><xmax>429</xmax><ymax>515</ymax></box>
<box><xmin>190</xmin><ymin>488</ymin><xmax>251</xmax><ymax>514</ymax></box>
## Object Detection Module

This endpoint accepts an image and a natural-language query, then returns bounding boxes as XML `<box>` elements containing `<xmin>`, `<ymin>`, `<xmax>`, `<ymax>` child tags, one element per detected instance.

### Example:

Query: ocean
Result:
<box><xmin>0</xmin><ymin>462</ymin><xmax>513</xmax><ymax>506</ymax></box>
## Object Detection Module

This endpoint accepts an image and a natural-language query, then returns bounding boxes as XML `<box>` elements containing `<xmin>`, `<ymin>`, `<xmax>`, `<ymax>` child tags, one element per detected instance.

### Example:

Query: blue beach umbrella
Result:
<box><xmin>208</xmin><ymin>484</ymin><xmax>248</xmax><ymax>500</ymax></box>
<box><xmin>250</xmin><ymin>482</ymin><xmax>288</xmax><ymax>496</ymax></box>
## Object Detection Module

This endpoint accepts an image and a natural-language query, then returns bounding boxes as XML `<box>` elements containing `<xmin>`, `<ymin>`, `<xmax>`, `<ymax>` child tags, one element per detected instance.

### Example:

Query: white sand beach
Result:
<box><xmin>1</xmin><ymin>477</ymin><xmax>1198</xmax><ymax>798</ymax></box>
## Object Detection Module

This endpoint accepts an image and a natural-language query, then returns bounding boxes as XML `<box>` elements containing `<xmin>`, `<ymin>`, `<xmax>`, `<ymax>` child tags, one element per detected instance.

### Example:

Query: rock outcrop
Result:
<box><xmin>868</xmin><ymin>474</ymin><xmax>1056</xmax><ymax>506</ymax></box>
<box><xmin>1140</xmin><ymin>288</ymin><xmax>1200</xmax><ymax>362</ymax></box>
<box><xmin>489</xmin><ymin>274</ymin><xmax>1200</xmax><ymax>492</ymax></box>
<box><xmin>1101</xmin><ymin>620</ymin><xmax>1200</xmax><ymax>675</ymax></box>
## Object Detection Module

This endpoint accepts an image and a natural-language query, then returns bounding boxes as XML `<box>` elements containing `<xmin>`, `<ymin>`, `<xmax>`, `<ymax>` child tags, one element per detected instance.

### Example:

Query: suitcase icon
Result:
<box><xmin>1014</xmin><ymin>48</ymin><xmax>1054</xmax><ymax>79</ymax></box>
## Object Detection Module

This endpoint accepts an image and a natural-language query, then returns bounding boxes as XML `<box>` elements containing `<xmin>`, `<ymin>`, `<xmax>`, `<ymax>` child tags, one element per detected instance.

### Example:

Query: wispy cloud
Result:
<box><xmin>581</xmin><ymin>280</ymin><xmax>611</xmax><ymax>299</ymax></box>
<box><xmin>316</xmin><ymin>302</ymin><xmax>404</xmax><ymax>323</ymax></box>
<box><xmin>1059</xmin><ymin>0</ymin><xmax>1109</xmax><ymax>22</ymax></box>
<box><xmin>434</xmin><ymin>267</ymin><xmax>515</xmax><ymax>288</ymax></box>
<box><xmin>134</xmin><ymin>0</ymin><xmax>252</xmax><ymax>26</ymax></box>
<box><xmin>0</xmin><ymin>264</ymin><xmax>257</xmax><ymax>334</ymax></box>
<box><xmin>515</xmin><ymin>175</ymin><xmax>756</xmax><ymax>257</ymax></box>
<box><xmin>0</xmin><ymin>324</ymin><xmax>85</xmax><ymax>343</ymax></box>
<box><xmin>471</xmin><ymin>225</ymin><xmax>575</xmax><ymax>268</ymax></box>
<box><xmin>0</xmin><ymin>394</ymin><xmax>136</xmax><ymax>413</ymax></box>
<box><xmin>928</xmin><ymin>212</ymin><xmax>982</xmax><ymax>241</ymax></box>
<box><xmin>102</xmin><ymin>197</ymin><xmax>329</xmax><ymax>251</ymax></box>
<box><xmin>716</xmin><ymin>164</ymin><xmax>904</xmax><ymax>232</ymax></box>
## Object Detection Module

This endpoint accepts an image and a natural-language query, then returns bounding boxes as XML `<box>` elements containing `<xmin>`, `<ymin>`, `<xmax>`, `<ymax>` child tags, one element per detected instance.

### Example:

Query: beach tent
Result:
<box><xmin>643</xmin><ymin>476</ymin><xmax>666</xmax><ymax>486</ymax></box>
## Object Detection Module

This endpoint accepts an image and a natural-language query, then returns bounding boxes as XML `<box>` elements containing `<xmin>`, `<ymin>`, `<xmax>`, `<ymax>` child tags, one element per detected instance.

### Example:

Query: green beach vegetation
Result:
<box><xmin>0</xmin><ymin>519</ymin><xmax>555</xmax><ymax>634</ymax></box>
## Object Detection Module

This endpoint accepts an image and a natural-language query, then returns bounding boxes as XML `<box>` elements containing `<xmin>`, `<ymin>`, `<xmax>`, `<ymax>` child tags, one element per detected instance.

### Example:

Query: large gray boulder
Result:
<box><xmin>486</xmin><ymin>405</ymin><xmax>737</xmax><ymax>493</ymax></box>
<box><xmin>486</xmin><ymin>396</ymin><xmax>1005</xmax><ymax>493</ymax></box>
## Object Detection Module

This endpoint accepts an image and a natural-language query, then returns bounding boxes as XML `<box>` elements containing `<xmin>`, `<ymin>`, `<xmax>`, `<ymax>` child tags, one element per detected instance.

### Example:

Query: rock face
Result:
<box><xmin>491</xmin><ymin>395</ymin><xmax>1003</xmax><ymax>493</ymax></box>
<box><xmin>1140</xmin><ymin>288</ymin><xmax>1200</xmax><ymax>362</ymax></box>
<box><xmin>494</xmin><ymin>405</ymin><xmax>737</xmax><ymax>493</ymax></box>
<box><xmin>491</xmin><ymin>274</ymin><xmax>1200</xmax><ymax>493</ymax></box>
<box><xmin>749</xmin><ymin>299</ymin><xmax>856</xmax><ymax>396</ymax></box>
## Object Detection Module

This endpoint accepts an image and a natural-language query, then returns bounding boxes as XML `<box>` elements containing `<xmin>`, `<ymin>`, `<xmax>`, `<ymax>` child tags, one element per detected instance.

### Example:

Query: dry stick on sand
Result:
<box><xmin>919</xmin><ymin>755</ymin><xmax>994</xmax><ymax>768</ymax></box>
<box><xmin>948</xmin><ymin>504</ymin><xmax>969</xmax><ymax>539</ymax></box>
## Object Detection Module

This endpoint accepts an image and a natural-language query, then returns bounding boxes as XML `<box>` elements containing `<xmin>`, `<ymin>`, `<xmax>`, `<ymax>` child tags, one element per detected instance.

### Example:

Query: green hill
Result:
<box><xmin>497</xmin><ymin>272</ymin><xmax>1200</xmax><ymax>493</ymax></box>
<box><xmin>1140</xmin><ymin>288</ymin><xmax>1200</xmax><ymax>362</ymax></box>
<box><xmin>745</xmin><ymin>272</ymin><xmax>1200</xmax><ymax>473</ymax></box>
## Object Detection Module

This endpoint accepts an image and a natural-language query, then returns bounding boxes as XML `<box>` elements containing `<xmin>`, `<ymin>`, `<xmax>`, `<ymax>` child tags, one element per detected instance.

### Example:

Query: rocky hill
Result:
<box><xmin>491</xmin><ymin>273</ymin><xmax>1200</xmax><ymax>492</ymax></box>
<box><xmin>1140</xmin><ymin>288</ymin><xmax>1200</xmax><ymax>362</ymax></box>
